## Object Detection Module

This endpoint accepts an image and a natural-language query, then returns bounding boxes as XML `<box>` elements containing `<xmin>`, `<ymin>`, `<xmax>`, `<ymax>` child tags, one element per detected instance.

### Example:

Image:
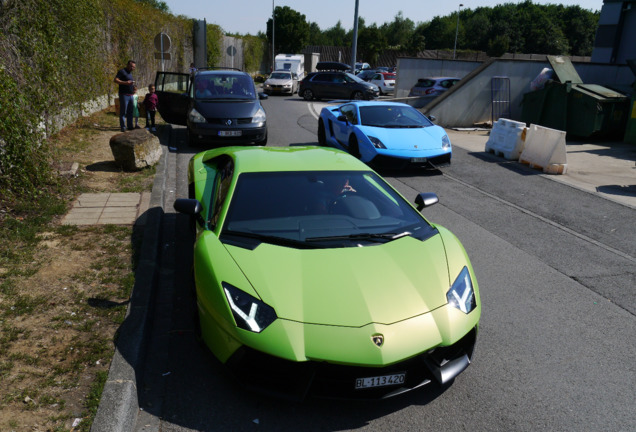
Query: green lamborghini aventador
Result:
<box><xmin>174</xmin><ymin>146</ymin><xmax>481</xmax><ymax>399</ymax></box>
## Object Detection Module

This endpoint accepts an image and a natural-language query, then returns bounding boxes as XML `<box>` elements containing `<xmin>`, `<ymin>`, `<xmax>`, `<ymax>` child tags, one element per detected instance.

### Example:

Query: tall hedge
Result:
<box><xmin>0</xmin><ymin>0</ymin><xmax>193</xmax><ymax>205</ymax></box>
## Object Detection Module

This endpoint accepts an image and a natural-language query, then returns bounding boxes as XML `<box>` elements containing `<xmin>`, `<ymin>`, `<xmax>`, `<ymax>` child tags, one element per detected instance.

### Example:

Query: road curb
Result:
<box><xmin>90</xmin><ymin>131</ymin><xmax>169</xmax><ymax>432</ymax></box>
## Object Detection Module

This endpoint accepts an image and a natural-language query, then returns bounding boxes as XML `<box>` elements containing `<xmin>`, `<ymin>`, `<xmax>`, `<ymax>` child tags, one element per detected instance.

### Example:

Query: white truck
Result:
<box><xmin>274</xmin><ymin>54</ymin><xmax>305</xmax><ymax>78</ymax></box>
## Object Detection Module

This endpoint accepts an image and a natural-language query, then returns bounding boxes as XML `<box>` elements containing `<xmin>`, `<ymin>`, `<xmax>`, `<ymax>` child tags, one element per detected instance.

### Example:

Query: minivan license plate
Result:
<box><xmin>219</xmin><ymin>130</ymin><xmax>242</xmax><ymax>137</ymax></box>
<box><xmin>355</xmin><ymin>372</ymin><xmax>405</xmax><ymax>389</ymax></box>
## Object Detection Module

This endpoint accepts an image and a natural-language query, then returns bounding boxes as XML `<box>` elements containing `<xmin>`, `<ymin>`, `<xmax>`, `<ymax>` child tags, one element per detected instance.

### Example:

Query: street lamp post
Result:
<box><xmin>272</xmin><ymin>0</ymin><xmax>275</xmax><ymax>72</ymax></box>
<box><xmin>453</xmin><ymin>3</ymin><xmax>464</xmax><ymax>60</ymax></box>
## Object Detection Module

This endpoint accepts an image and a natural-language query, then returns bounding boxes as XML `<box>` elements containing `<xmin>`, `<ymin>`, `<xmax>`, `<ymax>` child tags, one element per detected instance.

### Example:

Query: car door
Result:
<box><xmin>332</xmin><ymin>103</ymin><xmax>357</xmax><ymax>146</ymax></box>
<box><xmin>154</xmin><ymin>72</ymin><xmax>191</xmax><ymax>126</ymax></box>
<box><xmin>369</xmin><ymin>73</ymin><xmax>383</xmax><ymax>90</ymax></box>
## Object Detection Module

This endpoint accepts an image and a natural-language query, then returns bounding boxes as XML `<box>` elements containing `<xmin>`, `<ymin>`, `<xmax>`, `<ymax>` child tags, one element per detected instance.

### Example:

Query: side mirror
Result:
<box><xmin>174</xmin><ymin>198</ymin><xmax>205</xmax><ymax>227</ymax></box>
<box><xmin>337</xmin><ymin>114</ymin><xmax>348</xmax><ymax>123</ymax></box>
<box><xmin>415</xmin><ymin>192</ymin><xmax>439</xmax><ymax>211</ymax></box>
<box><xmin>259</xmin><ymin>92</ymin><xmax>269</xmax><ymax>99</ymax></box>
<box><xmin>428</xmin><ymin>115</ymin><xmax>437</xmax><ymax>123</ymax></box>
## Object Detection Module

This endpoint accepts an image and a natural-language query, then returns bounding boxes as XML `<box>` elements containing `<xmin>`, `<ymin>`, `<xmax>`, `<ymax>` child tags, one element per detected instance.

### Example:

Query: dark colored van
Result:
<box><xmin>155</xmin><ymin>68</ymin><xmax>268</xmax><ymax>146</ymax></box>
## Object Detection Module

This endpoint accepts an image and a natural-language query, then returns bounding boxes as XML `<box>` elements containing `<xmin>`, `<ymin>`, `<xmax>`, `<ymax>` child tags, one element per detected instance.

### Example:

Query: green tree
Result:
<box><xmin>135</xmin><ymin>0</ymin><xmax>169</xmax><ymax>12</ymax></box>
<box><xmin>266</xmin><ymin>6</ymin><xmax>310</xmax><ymax>53</ymax></box>
<box><xmin>322</xmin><ymin>21</ymin><xmax>348</xmax><ymax>46</ymax></box>
<box><xmin>357</xmin><ymin>23</ymin><xmax>387</xmax><ymax>65</ymax></box>
<box><xmin>380</xmin><ymin>12</ymin><xmax>415</xmax><ymax>50</ymax></box>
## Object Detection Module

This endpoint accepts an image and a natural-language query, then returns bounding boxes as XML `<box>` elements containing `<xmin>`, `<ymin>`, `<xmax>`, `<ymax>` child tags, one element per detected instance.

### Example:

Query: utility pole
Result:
<box><xmin>272</xmin><ymin>0</ymin><xmax>275</xmax><ymax>72</ymax></box>
<box><xmin>453</xmin><ymin>4</ymin><xmax>464</xmax><ymax>60</ymax></box>
<box><xmin>351</xmin><ymin>0</ymin><xmax>359</xmax><ymax>73</ymax></box>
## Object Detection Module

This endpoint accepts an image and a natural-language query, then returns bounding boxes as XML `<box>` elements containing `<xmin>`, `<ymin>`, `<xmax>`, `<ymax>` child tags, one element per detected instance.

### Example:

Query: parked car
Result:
<box><xmin>174</xmin><ymin>145</ymin><xmax>480</xmax><ymax>400</ymax></box>
<box><xmin>263</xmin><ymin>70</ymin><xmax>299</xmax><ymax>95</ymax></box>
<box><xmin>369</xmin><ymin>72</ymin><xmax>396</xmax><ymax>95</ymax></box>
<box><xmin>318</xmin><ymin>100</ymin><xmax>452</xmax><ymax>168</ymax></box>
<box><xmin>356</xmin><ymin>69</ymin><xmax>378</xmax><ymax>81</ymax></box>
<box><xmin>409</xmin><ymin>77</ymin><xmax>460</xmax><ymax>97</ymax></box>
<box><xmin>355</xmin><ymin>62</ymin><xmax>371</xmax><ymax>73</ymax></box>
<box><xmin>155</xmin><ymin>68</ymin><xmax>268</xmax><ymax>147</ymax></box>
<box><xmin>299</xmin><ymin>71</ymin><xmax>379</xmax><ymax>101</ymax></box>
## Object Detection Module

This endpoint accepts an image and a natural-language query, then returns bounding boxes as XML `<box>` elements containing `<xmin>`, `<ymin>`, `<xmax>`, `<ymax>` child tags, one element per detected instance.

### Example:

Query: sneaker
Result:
<box><xmin>121</xmin><ymin>128</ymin><xmax>126</xmax><ymax>132</ymax></box>
<box><xmin>145</xmin><ymin>127</ymin><xmax>150</xmax><ymax>130</ymax></box>
<box><xmin>151</xmin><ymin>127</ymin><xmax>156</xmax><ymax>132</ymax></box>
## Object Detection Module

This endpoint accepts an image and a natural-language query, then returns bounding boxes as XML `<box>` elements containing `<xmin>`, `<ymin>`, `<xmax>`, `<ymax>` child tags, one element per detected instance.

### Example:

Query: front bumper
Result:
<box><xmin>264</xmin><ymin>85</ymin><xmax>294</xmax><ymax>95</ymax></box>
<box><xmin>226</xmin><ymin>327</ymin><xmax>477</xmax><ymax>400</ymax></box>
<box><xmin>188</xmin><ymin>121</ymin><xmax>267</xmax><ymax>145</ymax></box>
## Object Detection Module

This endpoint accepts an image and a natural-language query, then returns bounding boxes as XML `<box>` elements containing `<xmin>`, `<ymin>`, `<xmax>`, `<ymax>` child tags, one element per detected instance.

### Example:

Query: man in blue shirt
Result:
<box><xmin>114</xmin><ymin>60</ymin><xmax>136</xmax><ymax>132</ymax></box>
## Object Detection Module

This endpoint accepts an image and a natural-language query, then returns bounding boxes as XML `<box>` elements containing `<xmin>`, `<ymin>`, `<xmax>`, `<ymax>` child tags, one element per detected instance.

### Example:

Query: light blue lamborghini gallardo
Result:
<box><xmin>318</xmin><ymin>101</ymin><xmax>452</xmax><ymax>169</ymax></box>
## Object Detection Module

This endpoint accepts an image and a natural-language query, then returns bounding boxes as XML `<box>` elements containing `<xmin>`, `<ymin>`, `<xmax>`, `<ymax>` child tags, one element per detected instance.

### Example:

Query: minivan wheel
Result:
<box><xmin>351</xmin><ymin>91</ymin><xmax>364</xmax><ymax>100</ymax></box>
<box><xmin>303</xmin><ymin>89</ymin><xmax>314</xmax><ymax>101</ymax></box>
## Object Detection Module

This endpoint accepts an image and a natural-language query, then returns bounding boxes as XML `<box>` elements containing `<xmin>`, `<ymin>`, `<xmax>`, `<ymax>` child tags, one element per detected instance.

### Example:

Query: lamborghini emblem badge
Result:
<box><xmin>372</xmin><ymin>334</ymin><xmax>384</xmax><ymax>347</ymax></box>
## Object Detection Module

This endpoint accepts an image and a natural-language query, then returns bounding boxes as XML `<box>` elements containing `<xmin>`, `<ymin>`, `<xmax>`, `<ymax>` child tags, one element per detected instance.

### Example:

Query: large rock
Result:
<box><xmin>109</xmin><ymin>129</ymin><xmax>162</xmax><ymax>171</ymax></box>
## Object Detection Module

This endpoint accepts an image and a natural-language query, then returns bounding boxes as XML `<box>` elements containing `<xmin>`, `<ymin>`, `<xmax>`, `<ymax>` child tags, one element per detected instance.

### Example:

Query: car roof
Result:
<box><xmin>194</xmin><ymin>146</ymin><xmax>371</xmax><ymax>173</ymax></box>
<box><xmin>196</xmin><ymin>69</ymin><xmax>247</xmax><ymax>77</ymax></box>
<box><xmin>334</xmin><ymin>101</ymin><xmax>413</xmax><ymax>109</ymax></box>
<box><xmin>418</xmin><ymin>76</ymin><xmax>460</xmax><ymax>81</ymax></box>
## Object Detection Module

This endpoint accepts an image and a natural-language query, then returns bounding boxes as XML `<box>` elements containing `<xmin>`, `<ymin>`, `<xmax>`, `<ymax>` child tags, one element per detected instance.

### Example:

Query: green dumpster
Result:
<box><xmin>521</xmin><ymin>56</ymin><xmax>629</xmax><ymax>139</ymax></box>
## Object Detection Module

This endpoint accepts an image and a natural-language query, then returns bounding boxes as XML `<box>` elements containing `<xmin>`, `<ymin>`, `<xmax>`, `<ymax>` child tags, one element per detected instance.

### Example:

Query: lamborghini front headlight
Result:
<box><xmin>223</xmin><ymin>282</ymin><xmax>277</xmax><ymax>332</ymax></box>
<box><xmin>447</xmin><ymin>266</ymin><xmax>476</xmax><ymax>314</ymax></box>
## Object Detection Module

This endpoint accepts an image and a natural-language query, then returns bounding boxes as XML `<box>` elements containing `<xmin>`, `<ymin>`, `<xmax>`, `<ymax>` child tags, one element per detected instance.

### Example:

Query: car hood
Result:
<box><xmin>265</xmin><ymin>78</ymin><xmax>293</xmax><ymax>85</ymax></box>
<box><xmin>194</xmin><ymin>99</ymin><xmax>261</xmax><ymax>119</ymax></box>
<box><xmin>224</xmin><ymin>234</ymin><xmax>450</xmax><ymax>327</ymax></box>
<box><xmin>358</xmin><ymin>124</ymin><xmax>447</xmax><ymax>150</ymax></box>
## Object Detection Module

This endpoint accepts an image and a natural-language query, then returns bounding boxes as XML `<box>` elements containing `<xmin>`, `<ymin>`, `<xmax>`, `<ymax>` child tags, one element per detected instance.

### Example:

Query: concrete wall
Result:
<box><xmin>394</xmin><ymin>57</ymin><xmax>634</xmax><ymax>128</ymax></box>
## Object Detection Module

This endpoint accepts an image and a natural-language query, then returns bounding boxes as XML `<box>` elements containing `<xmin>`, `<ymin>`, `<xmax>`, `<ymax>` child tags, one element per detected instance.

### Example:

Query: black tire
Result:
<box><xmin>187</xmin><ymin>128</ymin><xmax>199</xmax><ymax>148</ymax></box>
<box><xmin>303</xmin><ymin>89</ymin><xmax>314</xmax><ymax>101</ymax></box>
<box><xmin>318</xmin><ymin>119</ymin><xmax>326</xmax><ymax>146</ymax></box>
<box><xmin>349</xmin><ymin>134</ymin><xmax>361</xmax><ymax>158</ymax></box>
<box><xmin>351</xmin><ymin>90</ymin><xmax>364</xmax><ymax>100</ymax></box>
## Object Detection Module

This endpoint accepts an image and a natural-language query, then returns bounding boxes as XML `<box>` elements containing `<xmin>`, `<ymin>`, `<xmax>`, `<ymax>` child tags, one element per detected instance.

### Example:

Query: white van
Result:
<box><xmin>275</xmin><ymin>54</ymin><xmax>305</xmax><ymax>78</ymax></box>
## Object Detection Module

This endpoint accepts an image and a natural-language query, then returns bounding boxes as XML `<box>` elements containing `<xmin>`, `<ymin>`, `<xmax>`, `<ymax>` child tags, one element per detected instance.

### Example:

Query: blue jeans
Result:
<box><xmin>119</xmin><ymin>94</ymin><xmax>134</xmax><ymax>130</ymax></box>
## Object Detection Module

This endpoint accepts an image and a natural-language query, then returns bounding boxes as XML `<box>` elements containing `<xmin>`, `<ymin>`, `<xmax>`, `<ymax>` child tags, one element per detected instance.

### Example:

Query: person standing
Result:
<box><xmin>143</xmin><ymin>84</ymin><xmax>159</xmax><ymax>131</ymax></box>
<box><xmin>114</xmin><ymin>60</ymin><xmax>136</xmax><ymax>132</ymax></box>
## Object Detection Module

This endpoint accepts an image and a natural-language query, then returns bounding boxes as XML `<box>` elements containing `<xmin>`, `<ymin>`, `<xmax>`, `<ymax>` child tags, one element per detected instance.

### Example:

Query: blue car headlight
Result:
<box><xmin>442</xmin><ymin>134</ymin><xmax>451</xmax><ymax>150</ymax></box>
<box><xmin>223</xmin><ymin>282</ymin><xmax>277</xmax><ymax>332</ymax></box>
<box><xmin>447</xmin><ymin>267</ymin><xmax>476</xmax><ymax>314</ymax></box>
<box><xmin>368</xmin><ymin>136</ymin><xmax>386</xmax><ymax>149</ymax></box>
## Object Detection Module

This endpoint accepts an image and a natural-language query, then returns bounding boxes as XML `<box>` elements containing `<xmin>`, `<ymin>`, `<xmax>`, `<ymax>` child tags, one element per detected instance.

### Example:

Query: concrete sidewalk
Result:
<box><xmin>62</xmin><ymin>192</ymin><xmax>152</xmax><ymax>225</ymax></box>
<box><xmin>446</xmin><ymin>129</ymin><xmax>636</xmax><ymax>209</ymax></box>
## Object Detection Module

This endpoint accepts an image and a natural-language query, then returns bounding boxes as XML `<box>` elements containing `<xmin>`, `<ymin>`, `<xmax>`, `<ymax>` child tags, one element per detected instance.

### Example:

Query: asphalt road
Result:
<box><xmin>132</xmin><ymin>94</ymin><xmax>636</xmax><ymax>432</ymax></box>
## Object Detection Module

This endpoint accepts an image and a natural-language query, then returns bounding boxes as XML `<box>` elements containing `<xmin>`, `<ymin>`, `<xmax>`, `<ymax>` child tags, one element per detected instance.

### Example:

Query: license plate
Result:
<box><xmin>411</xmin><ymin>157</ymin><xmax>428</xmax><ymax>163</ymax></box>
<box><xmin>219</xmin><ymin>130</ymin><xmax>242</xmax><ymax>137</ymax></box>
<box><xmin>355</xmin><ymin>372</ymin><xmax>405</xmax><ymax>389</ymax></box>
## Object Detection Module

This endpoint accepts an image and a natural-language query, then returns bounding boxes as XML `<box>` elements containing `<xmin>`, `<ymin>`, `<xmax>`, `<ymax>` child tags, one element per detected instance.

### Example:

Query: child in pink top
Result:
<box><xmin>143</xmin><ymin>84</ymin><xmax>159</xmax><ymax>131</ymax></box>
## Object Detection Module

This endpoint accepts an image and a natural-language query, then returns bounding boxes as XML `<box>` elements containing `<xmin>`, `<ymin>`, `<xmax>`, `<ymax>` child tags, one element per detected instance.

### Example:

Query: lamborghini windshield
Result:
<box><xmin>359</xmin><ymin>105</ymin><xmax>434</xmax><ymax>128</ymax></box>
<box><xmin>222</xmin><ymin>170</ymin><xmax>436</xmax><ymax>247</ymax></box>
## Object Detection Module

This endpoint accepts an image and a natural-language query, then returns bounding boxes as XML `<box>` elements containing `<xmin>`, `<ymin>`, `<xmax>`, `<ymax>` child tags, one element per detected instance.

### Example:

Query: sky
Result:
<box><xmin>162</xmin><ymin>0</ymin><xmax>604</xmax><ymax>36</ymax></box>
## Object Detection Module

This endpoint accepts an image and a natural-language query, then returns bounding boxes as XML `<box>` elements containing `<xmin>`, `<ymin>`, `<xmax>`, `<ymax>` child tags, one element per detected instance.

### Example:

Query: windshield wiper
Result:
<box><xmin>222</xmin><ymin>230</ymin><xmax>317</xmax><ymax>249</ymax></box>
<box><xmin>305</xmin><ymin>231</ymin><xmax>411</xmax><ymax>243</ymax></box>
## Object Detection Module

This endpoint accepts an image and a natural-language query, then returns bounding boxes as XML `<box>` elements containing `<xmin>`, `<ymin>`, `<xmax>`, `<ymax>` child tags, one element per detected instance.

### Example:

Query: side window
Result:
<box><xmin>313</xmin><ymin>73</ymin><xmax>330</xmax><ymax>82</ymax></box>
<box><xmin>340</xmin><ymin>105</ymin><xmax>358</xmax><ymax>124</ymax></box>
<box><xmin>373</xmin><ymin>74</ymin><xmax>382</xmax><ymax>80</ymax></box>
<box><xmin>210</xmin><ymin>156</ymin><xmax>235</xmax><ymax>229</ymax></box>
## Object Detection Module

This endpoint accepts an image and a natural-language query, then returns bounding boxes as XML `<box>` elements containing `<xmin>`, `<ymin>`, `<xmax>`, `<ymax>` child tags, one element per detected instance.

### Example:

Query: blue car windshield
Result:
<box><xmin>194</xmin><ymin>75</ymin><xmax>256</xmax><ymax>100</ymax></box>
<box><xmin>222</xmin><ymin>171</ymin><xmax>436</xmax><ymax>247</ymax></box>
<box><xmin>359</xmin><ymin>105</ymin><xmax>434</xmax><ymax>128</ymax></box>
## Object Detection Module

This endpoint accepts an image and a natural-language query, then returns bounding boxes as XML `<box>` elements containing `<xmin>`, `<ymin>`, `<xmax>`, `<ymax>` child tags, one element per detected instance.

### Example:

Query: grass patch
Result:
<box><xmin>0</xmin><ymin>107</ymin><xmax>154</xmax><ymax>431</ymax></box>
